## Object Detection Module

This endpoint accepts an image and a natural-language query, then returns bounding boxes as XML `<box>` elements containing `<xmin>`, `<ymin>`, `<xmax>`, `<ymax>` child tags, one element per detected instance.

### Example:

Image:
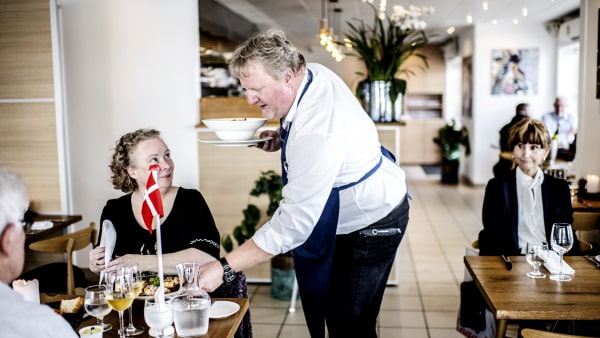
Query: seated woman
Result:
<box><xmin>479</xmin><ymin>118</ymin><xmax>580</xmax><ymax>256</ymax></box>
<box><xmin>88</xmin><ymin>129</ymin><xmax>251</xmax><ymax>337</ymax></box>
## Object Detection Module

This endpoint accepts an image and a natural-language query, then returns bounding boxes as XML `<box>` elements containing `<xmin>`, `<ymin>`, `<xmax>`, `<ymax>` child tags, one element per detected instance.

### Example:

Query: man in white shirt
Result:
<box><xmin>541</xmin><ymin>97</ymin><xmax>576</xmax><ymax>160</ymax></box>
<box><xmin>199</xmin><ymin>30</ymin><xmax>410</xmax><ymax>338</ymax></box>
<box><xmin>0</xmin><ymin>168</ymin><xmax>78</xmax><ymax>338</ymax></box>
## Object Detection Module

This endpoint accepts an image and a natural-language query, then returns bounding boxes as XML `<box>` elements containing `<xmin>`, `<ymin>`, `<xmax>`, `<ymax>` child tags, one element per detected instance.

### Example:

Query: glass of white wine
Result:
<box><xmin>550</xmin><ymin>223</ymin><xmax>574</xmax><ymax>282</ymax></box>
<box><xmin>84</xmin><ymin>285</ymin><xmax>112</xmax><ymax>332</ymax></box>
<box><xmin>105</xmin><ymin>266</ymin><xmax>136</xmax><ymax>338</ymax></box>
<box><xmin>525</xmin><ymin>242</ymin><xmax>547</xmax><ymax>278</ymax></box>
<box><xmin>144</xmin><ymin>298</ymin><xmax>174</xmax><ymax>338</ymax></box>
<box><xmin>124</xmin><ymin>264</ymin><xmax>144</xmax><ymax>336</ymax></box>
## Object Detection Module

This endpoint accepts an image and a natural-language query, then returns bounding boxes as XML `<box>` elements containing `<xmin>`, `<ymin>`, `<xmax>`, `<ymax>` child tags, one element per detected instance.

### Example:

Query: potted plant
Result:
<box><xmin>344</xmin><ymin>3</ymin><xmax>432</xmax><ymax>121</ymax></box>
<box><xmin>221</xmin><ymin>170</ymin><xmax>295</xmax><ymax>300</ymax></box>
<box><xmin>433</xmin><ymin>119</ymin><xmax>471</xmax><ymax>184</ymax></box>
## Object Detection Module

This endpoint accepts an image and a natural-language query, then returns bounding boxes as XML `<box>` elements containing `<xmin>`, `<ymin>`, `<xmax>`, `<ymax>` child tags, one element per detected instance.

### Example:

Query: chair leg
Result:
<box><xmin>66</xmin><ymin>238</ymin><xmax>75</xmax><ymax>295</ymax></box>
<box><xmin>288</xmin><ymin>277</ymin><xmax>298</xmax><ymax>313</ymax></box>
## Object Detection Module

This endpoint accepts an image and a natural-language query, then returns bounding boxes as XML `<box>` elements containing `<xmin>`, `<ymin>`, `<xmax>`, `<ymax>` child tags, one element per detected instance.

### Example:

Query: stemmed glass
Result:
<box><xmin>124</xmin><ymin>264</ymin><xmax>144</xmax><ymax>336</ymax></box>
<box><xmin>84</xmin><ymin>285</ymin><xmax>113</xmax><ymax>332</ymax></box>
<box><xmin>550</xmin><ymin>223</ymin><xmax>574</xmax><ymax>282</ymax></box>
<box><xmin>144</xmin><ymin>298</ymin><xmax>174</xmax><ymax>338</ymax></box>
<box><xmin>525</xmin><ymin>242</ymin><xmax>547</xmax><ymax>279</ymax></box>
<box><xmin>105</xmin><ymin>266</ymin><xmax>136</xmax><ymax>338</ymax></box>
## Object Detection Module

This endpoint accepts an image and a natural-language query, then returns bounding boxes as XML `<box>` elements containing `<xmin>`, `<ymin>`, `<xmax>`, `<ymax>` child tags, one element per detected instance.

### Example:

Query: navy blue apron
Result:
<box><xmin>280</xmin><ymin>69</ymin><xmax>395</xmax><ymax>337</ymax></box>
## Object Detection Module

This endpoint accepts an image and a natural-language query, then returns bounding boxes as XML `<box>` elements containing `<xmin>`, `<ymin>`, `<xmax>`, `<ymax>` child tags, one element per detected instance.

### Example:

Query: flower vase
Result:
<box><xmin>369</xmin><ymin>80</ymin><xmax>393</xmax><ymax>122</ymax></box>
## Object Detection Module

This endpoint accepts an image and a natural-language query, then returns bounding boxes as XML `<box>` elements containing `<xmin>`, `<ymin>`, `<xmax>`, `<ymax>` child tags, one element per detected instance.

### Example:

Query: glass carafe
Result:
<box><xmin>176</xmin><ymin>261</ymin><xmax>203</xmax><ymax>296</ymax></box>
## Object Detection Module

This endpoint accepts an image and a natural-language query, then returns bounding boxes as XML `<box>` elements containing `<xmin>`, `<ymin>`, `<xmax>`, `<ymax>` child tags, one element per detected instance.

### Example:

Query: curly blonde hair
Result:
<box><xmin>110</xmin><ymin>129</ymin><xmax>161</xmax><ymax>193</ymax></box>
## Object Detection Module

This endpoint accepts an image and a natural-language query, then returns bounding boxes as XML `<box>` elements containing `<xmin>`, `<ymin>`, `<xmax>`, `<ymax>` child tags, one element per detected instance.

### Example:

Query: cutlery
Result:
<box><xmin>584</xmin><ymin>255</ymin><xmax>600</xmax><ymax>269</ymax></box>
<box><xmin>577</xmin><ymin>197</ymin><xmax>593</xmax><ymax>208</ymax></box>
<box><xmin>502</xmin><ymin>255</ymin><xmax>512</xmax><ymax>271</ymax></box>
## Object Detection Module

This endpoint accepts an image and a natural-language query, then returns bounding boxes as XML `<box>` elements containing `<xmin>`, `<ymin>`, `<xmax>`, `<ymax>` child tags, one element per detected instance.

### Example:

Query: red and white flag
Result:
<box><xmin>141</xmin><ymin>164</ymin><xmax>164</xmax><ymax>233</ymax></box>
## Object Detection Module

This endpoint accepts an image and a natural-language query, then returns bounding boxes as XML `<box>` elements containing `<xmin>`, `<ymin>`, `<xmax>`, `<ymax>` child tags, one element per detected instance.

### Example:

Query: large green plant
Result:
<box><xmin>344</xmin><ymin>2</ymin><xmax>431</xmax><ymax>82</ymax></box>
<box><xmin>221</xmin><ymin>170</ymin><xmax>282</xmax><ymax>253</ymax></box>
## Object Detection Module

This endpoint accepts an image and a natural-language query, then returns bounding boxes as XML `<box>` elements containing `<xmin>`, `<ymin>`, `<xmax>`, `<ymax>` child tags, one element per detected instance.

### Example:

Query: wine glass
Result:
<box><xmin>84</xmin><ymin>285</ymin><xmax>113</xmax><ymax>332</ymax></box>
<box><xmin>550</xmin><ymin>223</ymin><xmax>574</xmax><ymax>282</ymax></box>
<box><xmin>144</xmin><ymin>298</ymin><xmax>174</xmax><ymax>338</ymax></box>
<box><xmin>525</xmin><ymin>242</ymin><xmax>547</xmax><ymax>279</ymax></box>
<box><xmin>124</xmin><ymin>264</ymin><xmax>144</xmax><ymax>336</ymax></box>
<box><xmin>105</xmin><ymin>266</ymin><xmax>136</xmax><ymax>338</ymax></box>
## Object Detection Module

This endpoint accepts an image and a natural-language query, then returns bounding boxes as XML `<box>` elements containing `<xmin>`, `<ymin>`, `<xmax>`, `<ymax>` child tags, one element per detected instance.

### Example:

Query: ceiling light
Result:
<box><xmin>522</xmin><ymin>8</ymin><xmax>528</xmax><ymax>17</ymax></box>
<box><xmin>447</xmin><ymin>27</ymin><xmax>456</xmax><ymax>35</ymax></box>
<box><xmin>492</xmin><ymin>19</ymin><xmax>498</xmax><ymax>24</ymax></box>
<box><xmin>483</xmin><ymin>1</ymin><xmax>488</xmax><ymax>11</ymax></box>
<box><xmin>513</xmin><ymin>19</ymin><xmax>519</xmax><ymax>24</ymax></box>
<box><xmin>467</xmin><ymin>15</ymin><xmax>473</xmax><ymax>24</ymax></box>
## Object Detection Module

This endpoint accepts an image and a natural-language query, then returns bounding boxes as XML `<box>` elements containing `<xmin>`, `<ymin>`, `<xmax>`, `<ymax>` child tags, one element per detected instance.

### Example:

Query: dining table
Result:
<box><xmin>464</xmin><ymin>255</ymin><xmax>600</xmax><ymax>338</ymax></box>
<box><xmin>572</xmin><ymin>194</ymin><xmax>600</xmax><ymax>212</ymax></box>
<box><xmin>77</xmin><ymin>297</ymin><xmax>249</xmax><ymax>338</ymax></box>
<box><xmin>25</xmin><ymin>214</ymin><xmax>83</xmax><ymax>245</ymax></box>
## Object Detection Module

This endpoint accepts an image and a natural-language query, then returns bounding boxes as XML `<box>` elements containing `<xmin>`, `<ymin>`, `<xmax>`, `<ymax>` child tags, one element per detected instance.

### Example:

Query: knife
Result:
<box><xmin>502</xmin><ymin>255</ymin><xmax>512</xmax><ymax>271</ymax></box>
<box><xmin>585</xmin><ymin>255</ymin><xmax>600</xmax><ymax>269</ymax></box>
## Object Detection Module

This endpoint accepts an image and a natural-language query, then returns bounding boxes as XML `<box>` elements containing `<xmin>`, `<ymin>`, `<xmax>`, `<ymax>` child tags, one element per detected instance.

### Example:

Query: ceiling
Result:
<box><xmin>203</xmin><ymin>0</ymin><xmax>580</xmax><ymax>50</ymax></box>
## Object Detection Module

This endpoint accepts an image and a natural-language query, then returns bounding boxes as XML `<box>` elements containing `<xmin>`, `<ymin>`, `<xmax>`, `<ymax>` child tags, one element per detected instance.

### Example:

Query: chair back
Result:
<box><xmin>572</xmin><ymin>212</ymin><xmax>600</xmax><ymax>232</ymax></box>
<box><xmin>521</xmin><ymin>328</ymin><xmax>597</xmax><ymax>338</ymax></box>
<box><xmin>28</xmin><ymin>222</ymin><xmax>96</xmax><ymax>295</ymax></box>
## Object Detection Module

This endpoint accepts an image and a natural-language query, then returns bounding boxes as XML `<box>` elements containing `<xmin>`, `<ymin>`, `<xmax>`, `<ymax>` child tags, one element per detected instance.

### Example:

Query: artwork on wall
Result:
<box><xmin>491</xmin><ymin>48</ymin><xmax>539</xmax><ymax>95</ymax></box>
<box><xmin>462</xmin><ymin>56</ymin><xmax>472</xmax><ymax>118</ymax></box>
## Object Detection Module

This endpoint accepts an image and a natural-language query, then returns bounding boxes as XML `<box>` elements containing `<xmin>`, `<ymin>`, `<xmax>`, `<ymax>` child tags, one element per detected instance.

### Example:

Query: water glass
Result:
<box><xmin>84</xmin><ymin>285</ymin><xmax>112</xmax><ymax>332</ymax></box>
<box><xmin>525</xmin><ymin>242</ymin><xmax>546</xmax><ymax>278</ymax></box>
<box><xmin>172</xmin><ymin>293</ymin><xmax>211</xmax><ymax>337</ymax></box>
<box><xmin>144</xmin><ymin>298</ymin><xmax>173</xmax><ymax>338</ymax></box>
<box><xmin>176</xmin><ymin>261</ymin><xmax>202</xmax><ymax>296</ymax></box>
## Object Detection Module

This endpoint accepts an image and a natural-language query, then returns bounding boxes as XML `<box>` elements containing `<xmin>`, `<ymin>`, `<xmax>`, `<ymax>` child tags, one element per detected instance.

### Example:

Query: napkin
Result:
<box><xmin>99</xmin><ymin>220</ymin><xmax>116</xmax><ymax>284</ymax></box>
<box><xmin>30</xmin><ymin>221</ymin><xmax>53</xmax><ymax>230</ymax></box>
<box><xmin>543</xmin><ymin>250</ymin><xmax>575</xmax><ymax>275</ymax></box>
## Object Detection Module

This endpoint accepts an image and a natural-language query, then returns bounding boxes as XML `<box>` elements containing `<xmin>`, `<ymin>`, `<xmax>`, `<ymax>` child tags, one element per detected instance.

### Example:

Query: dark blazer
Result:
<box><xmin>478</xmin><ymin>169</ymin><xmax>579</xmax><ymax>256</ymax></box>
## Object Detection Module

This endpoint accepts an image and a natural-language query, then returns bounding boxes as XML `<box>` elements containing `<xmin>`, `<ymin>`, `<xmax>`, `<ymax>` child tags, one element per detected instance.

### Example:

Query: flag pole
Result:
<box><xmin>154</xmin><ymin>214</ymin><xmax>166</xmax><ymax>304</ymax></box>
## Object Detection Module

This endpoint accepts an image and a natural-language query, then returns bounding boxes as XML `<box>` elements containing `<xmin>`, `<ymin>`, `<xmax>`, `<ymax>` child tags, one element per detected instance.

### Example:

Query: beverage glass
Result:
<box><xmin>176</xmin><ymin>261</ymin><xmax>202</xmax><ymax>296</ymax></box>
<box><xmin>105</xmin><ymin>267</ymin><xmax>136</xmax><ymax>338</ymax></box>
<box><xmin>172</xmin><ymin>293</ymin><xmax>211</xmax><ymax>337</ymax></box>
<box><xmin>550</xmin><ymin>223</ymin><xmax>574</xmax><ymax>281</ymax></box>
<box><xmin>144</xmin><ymin>298</ymin><xmax>173</xmax><ymax>338</ymax></box>
<box><xmin>84</xmin><ymin>285</ymin><xmax>112</xmax><ymax>332</ymax></box>
<box><xmin>125</xmin><ymin>264</ymin><xmax>144</xmax><ymax>336</ymax></box>
<box><xmin>525</xmin><ymin>242</ymin><xmax>546</xmax><ymax>278</ymax></box>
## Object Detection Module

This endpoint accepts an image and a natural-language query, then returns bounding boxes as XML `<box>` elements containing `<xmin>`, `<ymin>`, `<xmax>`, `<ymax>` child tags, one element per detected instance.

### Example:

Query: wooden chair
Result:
<box><xmin>521</xmin><ymin>328</ymin><xmax>597</xmax><ymax>338</ymax></box>
<box><xmin>28</xmin><ymin>222</ymin><xmax>97</xmax><ymax>295</ymax></box>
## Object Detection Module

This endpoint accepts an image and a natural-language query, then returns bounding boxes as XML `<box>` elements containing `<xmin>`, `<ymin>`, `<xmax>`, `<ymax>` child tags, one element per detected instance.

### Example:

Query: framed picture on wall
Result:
<box><xmin>491</xmin><ymin>48</ymin><xmax>539</xmax><ymax>95</ymax></box>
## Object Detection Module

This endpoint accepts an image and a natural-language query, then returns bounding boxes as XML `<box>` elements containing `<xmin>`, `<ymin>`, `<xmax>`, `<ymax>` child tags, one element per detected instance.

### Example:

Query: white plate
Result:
<box><xmin>198</xmin><ymin>136</ymin><xmax>272</xmax><ymax>147</ymax></box>
<box><xmin>136</xmin><ymin>291</ymin><xmax>180</xmax><ymax>301</ymax></box>
<box><xmin>210</xmin><ymin>301</ymin><xmax>240</xmax><ymax>319</ymax></box>
<box><xmin>596</xmin><ymin>255</ymin><xmax>600</xmax><ymax>262</ymax></box>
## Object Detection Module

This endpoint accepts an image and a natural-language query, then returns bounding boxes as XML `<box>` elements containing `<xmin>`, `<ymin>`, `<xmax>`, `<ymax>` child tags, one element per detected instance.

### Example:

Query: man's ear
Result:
<box><xmin>0</xmin><ymin>224</ymin><xmax>19</xmax><ymax>255</ymax></box>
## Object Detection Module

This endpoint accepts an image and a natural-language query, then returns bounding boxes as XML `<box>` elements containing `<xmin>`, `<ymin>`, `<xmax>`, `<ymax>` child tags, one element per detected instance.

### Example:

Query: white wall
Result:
<box><xmin>576</xmin><ymin>0</ymin><xmax>600</xmax><ymax>178</ymax></box>
<box><xmin>58</xmin><ymin>0</ymin><xmax>200</xmax><ymax>266</ymax></box>
<box><xmin>463</xmin><ymin>23</ymin><xmax>557</xmax><ymax>185</ymax></box>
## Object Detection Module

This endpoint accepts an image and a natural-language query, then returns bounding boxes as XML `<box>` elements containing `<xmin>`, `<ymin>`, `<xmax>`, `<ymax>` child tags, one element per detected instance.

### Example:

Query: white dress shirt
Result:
<box><xmin>541</xmin><ymin>112</ymin><xmax>576</xmax><ymax>149</ymax></box>
<box><xmin>516</xmin><ymin>167</ymin><xmax>546</xmax><ymax>253</ymax></box>
<box><xmin>253</xmin><ymin>63</ymin><xmax>407</xmax><ymax>255</ymax></box>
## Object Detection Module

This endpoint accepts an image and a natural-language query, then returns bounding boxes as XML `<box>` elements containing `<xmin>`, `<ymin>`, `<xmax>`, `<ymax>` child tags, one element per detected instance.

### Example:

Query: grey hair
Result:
<box><xmin>229</xmin><ymin>29</ymin><xmax>306</xmax><ymax>80</ymax></box>
<box><xmin>0</xmin><ymin>168</ymin><xmax>29</xmax><ymax>234</ymax></box>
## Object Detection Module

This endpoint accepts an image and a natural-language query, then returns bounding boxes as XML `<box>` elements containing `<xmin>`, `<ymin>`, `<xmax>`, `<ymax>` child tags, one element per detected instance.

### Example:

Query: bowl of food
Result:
<box><xmin>202</xmin><ymin>118</ymin><xmax>267</xmax><ymax>141</ymax></box>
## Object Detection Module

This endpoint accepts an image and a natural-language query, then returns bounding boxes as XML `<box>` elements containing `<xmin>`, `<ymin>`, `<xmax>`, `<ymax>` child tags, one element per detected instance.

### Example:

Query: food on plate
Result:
<box><xmin>60</xmin><ymin>296</ymin><xmax>84</xmax><ymax>314</ymax></box>
<box><xmin>141</xmin><ymin>275</ymin><xmax>180</xmax><ymax>297</ymax></box>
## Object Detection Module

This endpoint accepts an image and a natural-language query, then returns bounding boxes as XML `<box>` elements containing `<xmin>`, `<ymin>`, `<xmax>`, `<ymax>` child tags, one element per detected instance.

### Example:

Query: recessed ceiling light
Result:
<box><xmin>483</xmin><ymin>1</ymin><xmax>488</xmax><ymax>11</ymax></box>
<box><xmin>447</xmin><ymin>26</ymin><xmax>456</xmax><ymax>34</ymax></box>
<box><xmin>492</xmin><ymin>19</ymin><xmax>498</xmax><ymax>24</ymax></box>
<box><xmin>467</xmin><ymin>15</ymin><xmax>473</xmax><ymax>24</ymax></box>
<box><xmin>522</xmin><ymin>8</ymin><xmax>528</xmax><ymax>16</ymax></box>
<box><xmin>513</xmin><ymin>19</ymin><xmax>519</xmax><ymax>24</ymax></box>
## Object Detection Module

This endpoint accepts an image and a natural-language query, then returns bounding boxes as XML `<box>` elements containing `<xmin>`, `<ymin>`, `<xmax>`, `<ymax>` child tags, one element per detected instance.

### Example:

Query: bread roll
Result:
<box><xmin>60</xmin><ymin>296</ymin><xmax>83</xmax><ymax>313</ymax></box>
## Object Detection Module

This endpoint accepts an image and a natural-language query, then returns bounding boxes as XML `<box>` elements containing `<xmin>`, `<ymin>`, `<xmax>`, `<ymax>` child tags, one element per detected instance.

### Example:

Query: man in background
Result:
<box><xmin>542</xmin><ymin>97</ymin><xmax>577</xmax><ymax>161</ymax></box>
<box><xmin>0</xmin><ymin>168</ymin><xmax>78</xmax><ymax>337</ymax></box>
<box><xmin>493</xmin><ymin>103</ymin><xmax>530</xmax><ymax>178</ymax></box>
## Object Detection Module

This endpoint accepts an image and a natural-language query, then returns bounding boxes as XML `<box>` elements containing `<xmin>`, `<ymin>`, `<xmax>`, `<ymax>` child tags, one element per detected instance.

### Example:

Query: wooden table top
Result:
<box><xmin>465</xmin><ymin>256</ymin><xmax>600</xmax><ymax>321</ymax></box>
<box><xmin>572</xmin><ymin>195</ymin><xmax>600</xmax><ymax>212</ymax></box>
<box><xmin>78</xmin><ymin>297</ymin><xmax>248</xmax><ymax>338</ymax></box>
<box><xmin>25</xmin><ymin>214</ymin><xmax>82</xmax><ymax>245</ymax></box>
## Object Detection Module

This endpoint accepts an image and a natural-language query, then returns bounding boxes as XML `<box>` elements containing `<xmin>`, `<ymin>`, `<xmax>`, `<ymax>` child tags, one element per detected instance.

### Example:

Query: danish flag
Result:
<box><xmin>141</xmin><ymin>164</ymin><xmax>164</xmax><ymax>233</ymax></box>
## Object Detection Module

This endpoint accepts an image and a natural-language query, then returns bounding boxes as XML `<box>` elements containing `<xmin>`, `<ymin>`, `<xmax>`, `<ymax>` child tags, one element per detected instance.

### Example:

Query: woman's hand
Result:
<box><xmin>89</xmin><ymin>246</ymin><xmax>106</xmax><ymax>273</ymax></box>
<box><xmin>254</xmin><ymin>130</ymin><xmax>280</xmax><ymax>152</ymax></box>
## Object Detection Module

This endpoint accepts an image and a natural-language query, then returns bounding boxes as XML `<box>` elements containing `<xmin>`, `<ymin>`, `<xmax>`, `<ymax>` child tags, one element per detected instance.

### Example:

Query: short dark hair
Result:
<box><xmin>515</xmin><ymin>103</ymin><xmax>529</xmax><ymax>115</ymax></box>
<box><xmin>508</xmin><ymin>118</ymin><xmax>550</xmax><ymax>150</ymax></box>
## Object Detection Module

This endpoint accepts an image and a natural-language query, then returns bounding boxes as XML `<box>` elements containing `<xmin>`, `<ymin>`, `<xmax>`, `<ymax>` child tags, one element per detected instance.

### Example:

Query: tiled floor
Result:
<box><xmin>243</xmin><ymin>165</ymin><xmax>512</xmax><ymax>338</ymax></box>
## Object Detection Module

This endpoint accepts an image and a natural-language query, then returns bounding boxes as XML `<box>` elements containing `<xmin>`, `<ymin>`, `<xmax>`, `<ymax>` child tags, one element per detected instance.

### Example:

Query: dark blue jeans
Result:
<box><xmin>326</xmin><ymin>196</ymin><xmax>410</xmax><ymax>338</ymax></box>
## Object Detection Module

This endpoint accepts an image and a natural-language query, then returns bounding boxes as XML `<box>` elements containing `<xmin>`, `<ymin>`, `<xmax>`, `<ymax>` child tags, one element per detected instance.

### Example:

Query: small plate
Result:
<box><xmin>198</xmin><ymin>136</ymin><xmax>272</xmax><ymax>147</ymax></box>
<box><xmin>596</xmin><ymin>255</ymin><xmax>600</xmax><ymax>262</ymax></box>
<box><xmin>210</xmin><ymin>301</ymin><xmax>240</xmax><ymax>319</ymax></box>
